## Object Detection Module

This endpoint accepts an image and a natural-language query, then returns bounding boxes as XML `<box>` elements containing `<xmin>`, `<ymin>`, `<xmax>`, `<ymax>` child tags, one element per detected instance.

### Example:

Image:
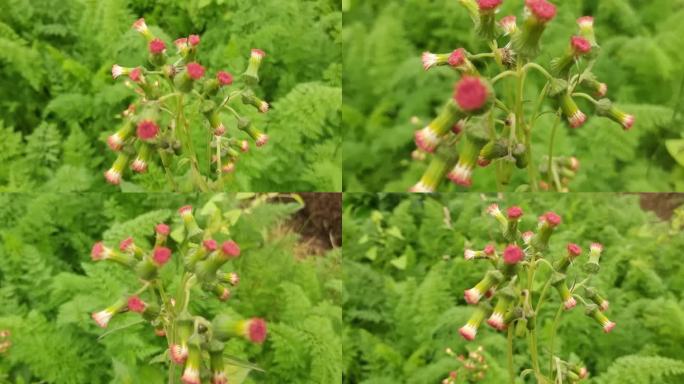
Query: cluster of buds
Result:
<box><xmin>410</xmin><ymin>1</ymin><xmax>634</xmax><ymax>192</ymax></box>
<box><xmin>552</xmin><ymin>359</ymin><xmax>589</xmax><ymax>383</ymax></box>
<box><xmin>90</xmin><ymin>204</ymin><xmax>266</xmax><ymax>384</ymax></box>
<box><xmin>0</xmin><ymin>330</ymin><xmax>10</xmax><ymax>354</ymax></box>
<box><xmin>458</xmin><ymin>204</ymin><xmax>615</xmax><ymax>345</ymax></box>
<box><xmin>106</xmin><ymin>18</ymin><xmax>270</xmax><ymax>187</ymax></box>
<box><xmin>538</xmin><ymin>156</ymin><xmax>580</xmax><ymax>192</ymax></box>
<box><xmin>442</xmin><ymin>346</ymin><xmax>488</xmax><ymax>383</ymax></box>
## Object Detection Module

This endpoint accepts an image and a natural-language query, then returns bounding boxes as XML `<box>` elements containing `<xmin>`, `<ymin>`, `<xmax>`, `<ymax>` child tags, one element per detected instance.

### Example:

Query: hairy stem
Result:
<box><xmin>547</xmin><ymin>112</ymin><xmax>562</xmax><ymax>186</ymax></box>
<box><xmin>507</xmin><ymin>326</ymin><xmax>515</xmax><ymax>384</ymax></box>
<box><xmin>176</xmin><ymin>94</ymin><xmax>209</xmax><ymax>192</ymax></box>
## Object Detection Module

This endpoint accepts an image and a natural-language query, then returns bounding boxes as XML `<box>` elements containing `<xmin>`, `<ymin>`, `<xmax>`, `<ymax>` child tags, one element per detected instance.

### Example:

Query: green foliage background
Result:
<box><xmin>342</xmin><ymin>0</ymin><xmax>684</xmax><ymax>192</ymax></box>
<box><xmin>0</xmin><ymin>193</ymin><xmax>342</xmax><ymax>383</ymax></box>
<box><xmin>343</xmin><ymin>193</ymin><xmax>684</xmax><ymax>383</ymax></box>
<box><xmin>0</xmin><ymin>0</ymin><xmax>342</xmax><ymax>192</ymax></box>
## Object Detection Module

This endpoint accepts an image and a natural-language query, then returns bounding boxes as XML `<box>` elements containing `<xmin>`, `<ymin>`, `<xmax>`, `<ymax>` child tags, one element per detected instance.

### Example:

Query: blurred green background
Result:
<box><xmin>0</xmin><ymin>0</ymin><xmax>341</xmax><ymax>192</ymax></box>
<box><xmin>343</xmin><ymin>192</ymin><xmax>684</xmax><ymax>383</ymax></box>
<box><xmin>0</xmin><ymin>193</ymin><xmax>342</xmax><ymax>383</ymax></box>
<box><xmin>342</xmin><ymin>0</ymin><xmax>684</xmax><ymax>192</ymax></box>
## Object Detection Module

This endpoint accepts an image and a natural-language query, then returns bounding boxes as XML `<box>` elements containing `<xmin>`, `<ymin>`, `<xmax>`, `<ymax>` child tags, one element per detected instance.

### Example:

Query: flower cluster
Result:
<box><xmin>457</xmin><ymin>204</ymin><xmax>614</xmax><ymax>382</ymax></box>
<box><xmin>0</xmin><ymin>330</ymin><xmax>10</xmax><ymax>354</ymax></box>
<box><xmin>90</xmin><ymin>204</ymin><xmax>266</xmax><ymax>384</ymax></box>
<box><xmin>107</xmin><ymin>18</ymin><xmax>270</xmax><ymax>188</ymax></box>
<box><xmin>441</xmin><ymin>346</ymin><xmax>489</xmax><ymax>383</ymax></box>
<box><xmin>410</xmin><ymin>1</ymin><xmax>634</xmax><ymax>192</ymax></box>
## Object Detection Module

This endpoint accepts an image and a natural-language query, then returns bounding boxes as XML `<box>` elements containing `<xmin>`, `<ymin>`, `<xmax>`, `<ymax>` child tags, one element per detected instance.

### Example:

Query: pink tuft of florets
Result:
<box><xmin>91</xmin><ymin>241</ymin><xmax>108</xmax><ymax>260</ymax></box>
<box><xmin>256</xmin><ymin>134</ymin><xmax>269</xmax><ymax>147</ymax></box>
<box><xmin>169</xmin><ymin>344</ymin><xmax>188</xmax><ymax>364</ymax></box>
<box><xmin>129</xmin><ymin>68</ymin><xmax>142</xmax><ymax>82</ymax></box>
<box><xmin>421</xmin><ymin>52</ymin><xmax>438</xmax><ymax>71</ymax></box>
<box><xmin>448</xmin><ymin>49</ymin><xmax>466</xmax><ymax>67</ymax></box>
<box><xmin>568</xmin><ymin>110</ymin><xmax>587</xmax><ymax>128</ymax></box>
<box><xmin>251</xmin><ymin>49</ymin><xmax>266</xmax><ymax>59</ymax></box>
<box><xmin>112</xmin><ymin>64</ymin><xmax>124</xmax><ymax>79</ymax></box>
<box><xmin>153</xmin><ymin>247</ymin><xmax>172</xmax><ymax>266</ymax></box>
<box><xmin>459</xmin><ymin>324</ymin><xmax>477</xmax><ymax>341</ymax></box>
<box><xmin>119</xmin><ymin>237</ymin><xmax>135</xmax><ymax>252</ymax></box>
<box><xmin>542</xmin><ymin>212</ymin><xmax>562</xmax><ymax>227</ymax></box>
<box><xmin>221</xmin><ymin>240</ymin><xmax>241</xmax><ymax>258</ymax></box>
<box><xmin>500</xmin><ymin>15</ymin><xmax>517</xmax><ymax>35</ymax></box>
<box><xmin>484</xmin><ymin>244</ymin><xmax>495</xmax><ymax>255</ymax></box>
<box><xmin>577</xmin><ymin>16</ymin><xmax>594</xmax><ymax>28</ymax></box>
<box><xmin>156</xmin><ymin>223</ymin><xmax>170</xmax><ymax>235</ymax></box>
<box><xmin>149</xmin><ymin>38</ymin><xmax>166</xmax><ymax>54</ymax></box>
<box><xmin>104</xmin><ymin>169</ymin><xmax>122</xmax><ymax>185</ymax></box>
<box><xmin>570</xmin><ymin>36</ymin><xmax>591</xmax><ymax>55</ymax></box>
<box><xmin>132</xmin><ymin>18</ymin><xmax>148</xmax><ymax>33</ymax></box>
<box><xmin>477</xmin><ymin>0</ymin><xmax>502</xmax><ymax>10</ymax></box>
<box><xmin>507</xmin><ymin>206</ymin><xmax>523</xmax><ymax>219</ymax></box>
<box><xmin>522</xmin><ymin>231</ymin><xmax>534</xmax><ymax>244</ymax></box>
<box><xmin>454</xmin><ymin>76</ymin><xmax>489</xmax><ymax>112</ymax></box>
<box><xmin>622</xmin><ymin>114</ymin><xmax>635</xmax><ymax>130</ymax></box>
<box><xmin>127</xmin><ymin>295</ymin><xmax>146</xmax><ymax>313</ymax></box>
<box><xmin>247</xmin><ymin>318</ymin><xmax>267</xmax><ymax>344</ymax></box>
<box><xmin>567</xmin><ymin>243</ymin><xmax>582</xmax><ymax>257</ymax></box>
<box><xmin>92</xmin><ymin>310</ymin><xmax>113</xmax><ymax>328</ymax></box>
<box><xmin>503</xmin><ymin>244</ymin><xmax>524</xmax><ymax>264</ymax></box>
<box><xmin>186</xmin><ymin>62</ymin><xmax>205</xmax><ymax>80</ymax></box>
<box><xmin>174</xmin><ymin>37</ymin><xmax>188</xmax><ymax>50</ymax></box>
<box><xmin>603</xmin><ymin>321</ymin><xmax>616</xmax><ymax>333</ymax></box>
<box><xmin>217</xmin><ymin>71</ymin><xmax>233</xmax><ymax>86</ymax></box>
<box><xmin>188</xmin><ymin>34</ymin><xmax>200</xmax><ymax>47</ymax></box>
<box><xmin>526</xmin><ymin>0</ymin><xmax>557</xmax><ymax>22</ymax></box>
<box><xmin>219</xmin><ymin>287</ymin><xmax>231</xmax><ymax>301</ymax></box>
<box><xmin>203</xmin><ymin>239</ymin><xmax>218</xmax><ymax>251</ymax></box>
<box><xmin>464</xmin><ymin>288</ymin><xmax>482</xmax><ymax>305</ymax></box>
<box><xmin>137</xmin><ymin>120</ymin><xmax>159</xmax><ymax>140</ymax></box>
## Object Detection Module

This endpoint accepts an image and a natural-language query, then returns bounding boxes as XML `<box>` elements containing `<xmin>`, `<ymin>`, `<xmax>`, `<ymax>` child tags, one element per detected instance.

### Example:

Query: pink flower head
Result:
<box><xmin>486</xmin><ymin>313</ymin><xmax>505</xmax><ymax>330</ymax></box>
<box><xmin>569</xmin><ymin>156</ymin><xmax>580</xmax><ymax>171</ymax></box>
<box><xmin>484</xmin><ymin>244</ymin><xmax>495</xmax><ymax>255</ymax></box>
<box><xmin>507</xmin><ymin>206</ymin><xmax>523</xmax><ymax>220</ymax></box>
<box><xmin>525</xmin><ymin>0</ymin><xmax>557</xmax><ymax>22</ymax></box>
<box><xmin>91</xmin><ymin>241</ymin><xmax>109</xmax><ymax>260</ymax></box>
<box><xmin>149</xmin><ymin>38</ymin><xmax>166</xmax><ymax>54</ymax></box>
<box><xmin>153</xmin><ymin>247</ymin><xmax>172</xmax><ymax>266</ymax></box>
<box><xmin>414</xmin><ymin>127</ymin><xmax>439</xmax><ymax>153</ymax></box>
<box><xmin>464</xmin><ymin>288</ymin><xmax>482</xmax><ymax>305</ymax></box>
<box><xmin>156</xmin><ymin>223</ymin><xmax>170</xmax><ymax>235</ymax></box>
<box><xmin>421</xmin><ymin>52</ymin><xmax>438</xmax><ymax>71</ymax></box>
<box><xmin>131</xmin><ymin>158</ymin><xmax>147</xmax><ymax>173</ymax></box>
<box><xmin>111</xmin><ymin>64</ymin><xmax>125</xmax><ymax>79</ymax></box>
<box><xmin>622</xmin><ymin>114</ymin><xmax>635</xmax><ymax>130</ymax></box>
<box><xmin>464</xmin><ymin>249</ymin><xmax>477</xmax><ymax>260</ymax></box>
<box><xmin>219</xmin><ymin>287</ymin><xmax>231</xmax><ymax>301</ymax></box>
<box><xmin>228</xmin><ymin>273</ymin><xmax>240</xmax><ymax>286</ymax></box>
<box><xmin>256</xmin><ymin>133</ymin><xmax>269</xmax><ymax>147</ymax></box>
<box><xmin>579</xmin><ymin>367</ymin><xmax>589</xmax><ymax>379</ymax></box>
<box><xmin>188</xmin><ymin>34</ymin><xmax>200</xmax><ymax>47</ymax></box>
<box><xmin>214</xmin><ymin>123</ymin><xmax>226</xmax><ymax>136</ymax></box>
<box><xmin>217</xmin><ymin>71</ymin><xmax>233</xmax><ymax>86</ymax></box>
<box><xmin>174</xmin><ymin>37</ymin><xmax>188</xmax><ymax>50</ymax></box>
<box><xmin>408</xmin><ymin>181</ymin><xmax>433</xmax><ymax>193</ymax></box>
<box><xmin>221</xmin><ymin>240</ymin><xmax>241</xmax><ymax>258</ymax></box>
<box><xmin>247</xmin><ymin>318</ymin><xmax>267</xmax><ymax>344</ymax></box>
<box><xmin>258</xmin><ymin>101</ymin><xmax>270</xmax><ymax>113</ymax></box>
<box><xmin>92</xmin><ymin>309</ymin><xmax>114</xmax><ymax>328</ymax></box>
<box><xmin>186</xmin><ymin>62</ymin><xmax>205</xmax><ymax>80</ymax></box>
<box><xmin>486</xmin><ymin>204</ymin><xmax>502</xmax><ymax>216</ymax></box>
<box><xmin>127</xmin><ymin>295</ymin><xmax>146</xmax><ymax>313</ymax></box>
<box><xmin>503</xmin><ymin>244</ymin><xmax>524</xmax><ymax>264</ymax></box>
<box><xmin>459</xmin><ymin>324</ymin><xmax>477</xmax><ymax>341</ymax></box>
<box><xmin>132</xmin><ymin>18</ymin><xmax>148</xmax><ymax>33</ymax></box>
<box><xmin>603</xmin><ymin>321</ymin><xmax>616</xmax><ymax>333</ymax></box>
<box><xmin>129</xmin><ymin>67</ymin><xmax>142</xmax><ymax>82</ymax></box>
<box><xmin>522</xmin><ymin>231</ymin><xmax>534</xmax><ymax>244</ymax></box>
<box><xmin>203</xmin><ymin>239</ymin><xmax>218</xmax><ymax>251</ymax></box>
<box><xmin>454</xmin><ymin>76</ymin><xmax>490</xmax><ymax>112</ymax></box>
<box><xmin>477</xmin><ymin>157</ymin><xmax>491</xmax><ymax>167</ymax></box>
<box><xmin>448</xmin><ymin>49</ymin><xmax>466</xmax><ymax>67</ymax></box>
<box><xmin>564</xmin><ymin>296</ymin><xmax>577</xmax><ymax>310</ymax></box>
<box><xmin>500</xmin><ymin>15</ymin><xmax>517</xmax><ymax>35</ymax></box>
<box><xmin>570</xmin><ymin>36</ymin><xmax>591</xmax><ymax>55</ymax></box>
<box><xmin>136</xmin><ymin>120</ymin><xmax>159</xmax><ymax>140</ymax></box>
<box><xmin>240</xmin><ymin>140</ymin><xmax>250</xmax><ymax>152</ymax></box>
<box><xmin>577</xmin><ymin>16</ymin><xmax>594</xmax><ymax>28</ymax></box>
<box><xmin>568</xmin><ymin>109</ymin><xmax>587</xmax><ymax>128</ymax></box>
<box><xmin>596</xmin><ymin>82</ymin><xmax>608</xmax><ymax>97</ymax></box>
<box><xmin>590</xmin><ymin>242</ymin><xmax>603</xmax><ymax>253</ymax></box>
<box><xmin>221</xmin><ymin>163</ymin><xmax>236</xmax><ymax>174</ymax></box>
<box><xmin>447</xmin><ymin>163</ymin><xmax>473</xmax><ymax>187</ymax></box>
<box><xmin>119</xmin><ymin>237</ymin><xmax>135</xmax><ymax>252</ymax></box>
<box><xmin>477</xmin><ymin>0</ymin><xmax>502</xmax><ymax>10</ymax></box>
<box><xmin>567</xmin><ymin>243</ymin><xmax>582</xmax><ymax>257</ymax></box>
<box><xmin>104</xmin><ymin>169</ymin><xmax>122</xmax><ymax>185</ymax></box>
<box><xmin>169</xmin><ymin>344</ymin><xmax>188</xmax><ymax>364</ymax></box>
<box><xmin>251</xmin><ymin>49</ymin><xmax>266</xmax><ymax>59</ymax></box>
<box><xmin>542</xmin><ymin>212</ymin><xmax>562</xmax><ymax>227</ymax></box>
<box><xmin>178</xmin><ymin>206</ymin><xmax>193</xmax><ymax>216</ymax></box>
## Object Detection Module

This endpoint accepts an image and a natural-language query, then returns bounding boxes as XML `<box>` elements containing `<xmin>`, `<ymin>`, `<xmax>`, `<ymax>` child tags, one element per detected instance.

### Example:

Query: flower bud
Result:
<box><xmin>551</xmin><ymin>36</ymin><xmax>592</xmax><ymax>77</ymax></box>
<box><xmin>181</xmin><ymin>334</ymin><xmax>202</xmax><ymax>384</ymax></box>
<box><xmin>134</xmin><ymin>247</ymin><xmax>172</xmax><ymax>280</ymax></box>
<box><xmin>558</xmin><ymin>92</ymin><xmax>587</xmax><ymax>128</ymax></box>
<box><xmin>447</xmin><ymin>134</ymin><xmax>487</xmax><ymax>187</ymax></box>
<box><xmin>502</xmin><ymin>244</ymin><xmax>524</xmax><ymax>276</ymax></box>
<box><xmin>551</xmin><ymin>273</ymin><xmax>576</xmax><ymax>310</ymax></box>
<box><xmin>522</xmin><ymin>231</ymin><xmax>534</xmax><ymax>245</ymax></box>
<box><xmin>409</xmin><ymin>143</ymin><xmax>459</xmax><ymax>192</ymax></box>
<box><xmin>512</xmin><ymin>0</ymin><xmax>557</xmax><ymax>59</ymax></box>
<box><xmin>209</xmin><ymin>340</ymin><xmax>228</xmax><ymax>384</ymax></box>
<box><xmin>414</xmin><ymin>100</ymin><xmax>462</xmax><ymax>153</ymax></box>
<box><xmin>179</xmin><ymin>205</ymin><xmax>203</xmax><ymax>239</ymax></box>
<box><xmin>554</xmin><ymin>243</ymin><xmax>582</xmax><ymax>273</ymax></box>
<box><xmin>487</xmin><ymin>287</ymin><xmax>516</xmax><ymax>330</ymax></box>
<box><xmin>531</xmin><ymin>211</ymin><xmax>561</xmax><ymax>250</ymax></box>
<box><xmin>111</xmin><ymin>64</ymin><xmax>137</xmax><ymax>80</ymax></box>
<box><xmin>174</xmin><ymin>38</ymin><xmax>190</xmax><ymax>56</ymax></box>
<box><xmin>453</xmin><ymin>76</ymin><xmax>494</xmax><ymax>115</ymax></box>
<box><xmin>464</xmin><ymin>244</ymin><xmax>496</xmax><ymax>260</ymax></box>
<box><xmin>241</xmin><ymin>89</ymin><xmax>270</xmax><ymax>113</ymax></box>
<box><xmin>577</xmin><ymin>16</ymin><xmax>598</xmax><ymax>47</ymax></box>
<box><xmin>464</xmin><ymin>270</ymin><xmax>504</xmax><ymax>305</ymax></box>
<box><xmin>218</xmin><ymin>272</ymin><xmax>240</xmax><ymax>286</ymax></box>
<box><xmin>584</xmin><ymin>287</ymin><xmax>609</xmax><ymax>312</ymax></box>
<box><xmin>132</xmin><ymin>18</ymin><xmax>154</xmax><ymax>41</ymax></box>
<box><xmin>155</xmin><ymin>223</ymin><xmax>170</xmax><ymax>246</ymax></box>
<box><xmin>475</xmin><ymin>0</ymin><xmax>503</xmax><ymax>39</ymax></box>
<box><xmin>596</xmin><ymin>99</ymin><xmax>635</xmax><ymax>130</ymax></box>
<box><xmin>203</xmin><ymin>281</ymin><xmax>232</xmax><ymax>301</ymax></box>
<box><xmin>459</xmin><ymin>303</ymin><xmax>491</xmax><ymax>341</ymax></box>
<box><xmin>175</xmin><ymin>62</ymin><xmax>205</xmax><ymax>92</ymax></box>
<box><xmin>486</xmin><ymin>204</ymin><xmax>508</xmax><ymax>227</ymax></box>
<box><xmin>91</xmin><ymin>241</ymin><xmax>135</xmax><ymax>266</ymax></box>
<box><xmin>185</xmin><ymin>239</ymin><xmax>217</xmax><ymax>271</ymax></box>
<box><xmin>170</xmin><ymin>313</ymin><xmax>194</xmax><ymax>364</ymax></box>
<box><xmin>119</xmin><ymin>237</ymin><xmax>144</xmax><ymax>259</ymax></box>
<box><xmin>127</xmin><ymin>295</ymin><xmax>160</xmax><ymax>321</ymax></box>
<box><xmin>136</xmin><ymin>120</ymin><xmax>160</xmax><ymax>141</ymax></box>
<box><xmin>237</xmin><ymin>117</ymin><xmax>269</xmax><ymax>147</ymax></box>
<box><xmin>195</xmin><ymin>241</ymin><xmax>241</xmax><ymax>282</ymax></box>
<box><xmin>581</xmin><ymin>73</ymin><xmax>607</xmax><ymax>97</ymax></box>
<box><xmin>504</xmin><ymin>206</ymin><xmax>523</xmax><ymax>241</ymax></box>
<box><xmin>243</xmin><ymin>49</ymin><xmax>266</xmax><ymax>84</ymax></box>
<box><xmin>92</xmin><ymin>297</ymin><xmax>127</xmax><ymax>328</ymax></box>
<box><xmin>131</xmin><ymin>143</ymin><xmax>152</xmax><ymax>173</ymax></box>
<box><xmin>104</xmin><ymin>153</ymin><xmax>130</xmax><ymax>185</ymax></box>
<box><xmin>585</xmin><ymin>304</ymin><xmax>616</xmax><ymax>333</ymax></box>
<box><xmin>500</xmin><ymin>15</ymin><xmax>517</xmax><ymax>36</ymax></box>
<box><xmin>583</xmin><ymin>242</ymin><xmax>603</xmax><ymax>273</ymax></box>
<box><xmin>479</xmin><ymin>139</ymin><xmax>509</xmax><ymax>164</ymax></box>
<box><xmin>213</xmin><ymin>314</ymin><xmax>268</xmax><ymax>344</ymax></box>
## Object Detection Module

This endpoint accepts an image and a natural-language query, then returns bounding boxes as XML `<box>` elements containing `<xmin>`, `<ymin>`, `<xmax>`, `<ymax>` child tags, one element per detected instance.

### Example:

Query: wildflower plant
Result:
<box><xmin>107</xmin><ymin>18</ymin><xmax>270</xmax><ymax>191</ymax></box>
<box><xmin>457</xmin><ymin>204</ymin><xmax>613</xmax><ymax>384</ymax></box>
<box><xmin>89</xmin><ymin>204</ymin><xmax>266</xmax><ymax>384</ymax></box>
<box><xmin>410</xmin><ymin>0</ymin><xmax>635</xmax><ymax>192</ymax></box>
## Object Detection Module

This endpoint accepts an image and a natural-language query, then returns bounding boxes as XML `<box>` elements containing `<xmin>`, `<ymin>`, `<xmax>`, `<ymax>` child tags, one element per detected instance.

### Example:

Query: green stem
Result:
<box><xmin>507</xmin><ymin>326</ymin><xmax>515</xmax><ymax>384</ymax></box>
<box><xmin>548</xmin><ymin>305</ymin><xmax>564</xmax><ymax>376</ymax></box>
<box><xmin>176</xmin><ymin>94</ymin><xmax>209</xmax><ymax>191</ymax></box>
<box><xmin>523</xmin><ymin>62</ymin><xmax>553</xmax><ymax>80</ymax></box>
<box><xmin>492</xmin><ymin>70</ymin><xmax>518</xmax><ymax>84</ymax></box>
<box><xmin>571</xmin><ymin>92</ymin><xmax>599</xmax><ymax>105</ymax></box>
<box><xmin>547</xmin><ymin>112</ymin><xmax>561</xmax><ymax>186</ymax></box>
<box><xmin>158</xmin><ymin>149</ymin><xmax>178</xmax><ymax>192</ymax></box>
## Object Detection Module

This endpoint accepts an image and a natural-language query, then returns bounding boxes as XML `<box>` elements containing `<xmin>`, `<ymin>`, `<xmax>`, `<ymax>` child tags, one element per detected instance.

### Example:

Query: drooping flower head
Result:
<box><xmin>175</xmin><ymin>37</ymin><xmax>189</xmax><ymax>51</ymax></box>
<box><xmin>246</xmin><ymin>318</ymin><xmax>268</xmax><ymax>344</ymax></box>
<box><xmin>105</xmin><ymin>153</ymin><xmax>130</xmax><ymax>185</ymax></box>
<box><xmin>119</xmin><ymin>237</ymin><xmax>135</xmax><ymax>252</ymax></box>
<box><xmin>132</xmin><ymin>18</ymin><xmax>148</xmax><ymax>34</ymax></box>
<box><xmin>567</xmin><ymin>243</ymin><xmax>582</xmax><ymax>257</ymax></box>
<box><xmin>91</xmin><ymin>241</ymin><xmax>112</xmax><ymax>261</ymax></box>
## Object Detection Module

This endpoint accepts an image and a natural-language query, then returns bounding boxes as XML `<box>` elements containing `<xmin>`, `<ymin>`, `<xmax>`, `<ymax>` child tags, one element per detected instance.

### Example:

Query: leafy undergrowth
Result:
<box><xmin>343</xmin><ymin>193</ymin><xmax>684</xmax><ymax>383</ymax></box>
<box><xmin>0</xmin><ymin>0</ymin><xmax>341</xmax><ymax>192</ymax></box>
<box><xmin>0</xmin><ymin>193</ymin><xmax>342</xmax><ymax>383</ymax></box>
<box><xmin>343</xmin><ymin>0</ymin><xmax>684</xmax><ymax>191</ymax></box>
